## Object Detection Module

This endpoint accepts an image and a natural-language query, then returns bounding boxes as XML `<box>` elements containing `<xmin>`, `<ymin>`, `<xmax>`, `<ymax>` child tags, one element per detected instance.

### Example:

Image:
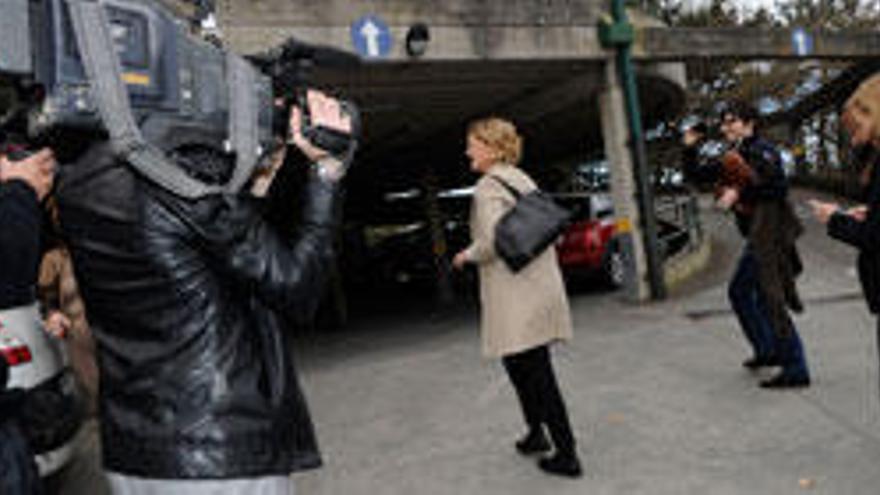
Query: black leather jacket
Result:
<box><xmin>55</xmin><ymin>142</ymin><xmax>338</xmax><ymax>478</ymax></box>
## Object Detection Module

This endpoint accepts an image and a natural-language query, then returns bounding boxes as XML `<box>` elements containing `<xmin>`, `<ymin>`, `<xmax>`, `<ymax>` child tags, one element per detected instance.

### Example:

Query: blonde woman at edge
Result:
<box><xmin>453</xmin><ymin>117</ymin><xmax>582</xmax><ymax>478</ymax></box>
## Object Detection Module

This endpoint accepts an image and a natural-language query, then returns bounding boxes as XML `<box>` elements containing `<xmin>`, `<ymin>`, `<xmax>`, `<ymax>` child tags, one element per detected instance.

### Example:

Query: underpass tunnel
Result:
<box><xmin>317</xmin><ymin>60</ymin><xmax>686</xmax><ymax>210</ymax></box>
<box><xmin>297</xmin><ymin>58</ymin><xmax>688</xmax><ymax>326</ymax></box>
<box><xmin>213</xmin><ymin>0</ymin><xmax>691</xmax><ymax>324</ymax></box>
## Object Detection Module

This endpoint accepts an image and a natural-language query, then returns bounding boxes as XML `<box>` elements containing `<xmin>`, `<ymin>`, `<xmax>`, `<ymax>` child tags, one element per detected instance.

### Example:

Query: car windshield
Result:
<box><xmin>552</xmin><ymin>192</ymin><xmax>614</xmax><ymax>221</ymax></box>
<box><xmin>574</xmin><ymin>160</ymin><xmax>610</xmax><ymax>192</ymax></box>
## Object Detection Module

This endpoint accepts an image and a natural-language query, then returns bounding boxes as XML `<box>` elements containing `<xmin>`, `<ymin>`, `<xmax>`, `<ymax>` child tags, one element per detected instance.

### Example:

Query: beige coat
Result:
<box><xmin>465</xmin><ymin>164</ymin><xmax>573</xmax><ymax>358</ymax></box>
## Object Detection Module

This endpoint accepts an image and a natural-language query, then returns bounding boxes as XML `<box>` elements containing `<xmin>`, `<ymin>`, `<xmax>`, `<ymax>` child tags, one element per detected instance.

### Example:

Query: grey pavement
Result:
<box><xmin>53</xmin><ymin>189</ymin><xmax>880</xmax><ymax>494</ymax></box>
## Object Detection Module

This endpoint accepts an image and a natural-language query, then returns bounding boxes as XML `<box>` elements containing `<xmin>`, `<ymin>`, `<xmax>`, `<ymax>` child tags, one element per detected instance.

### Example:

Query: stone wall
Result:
<box><xmin>220</xmin><ymin>0</ymin><xmax>604</xmax><ymax>27</ymax></box>
<box><xmin>218</xmin><ymin>0</ymin><xmax>608</xmax><ymax>57</ymax></box>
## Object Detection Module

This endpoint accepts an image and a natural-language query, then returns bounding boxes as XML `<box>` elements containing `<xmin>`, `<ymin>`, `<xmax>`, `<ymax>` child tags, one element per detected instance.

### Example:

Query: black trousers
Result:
<box><xmin>502</xmin><ymin>345</ymin><xmax>576</xmax><ymax>455</ymax></box>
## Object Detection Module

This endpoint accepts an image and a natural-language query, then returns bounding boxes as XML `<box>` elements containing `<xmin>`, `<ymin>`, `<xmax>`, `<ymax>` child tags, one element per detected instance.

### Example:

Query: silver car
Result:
<box><xmin>0</xmin><ymin>303</ymin><xmax>82</xmax><ymax>476</ymax></box>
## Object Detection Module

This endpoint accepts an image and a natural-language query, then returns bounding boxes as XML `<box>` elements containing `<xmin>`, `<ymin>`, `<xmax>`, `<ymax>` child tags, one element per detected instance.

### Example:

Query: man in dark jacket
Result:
<box><xmin>54</xmin><ymin>91</ymin><xmax>351</xmax><ymax>493</ymax></box>
<box><xmin>682</xmin><ymin>101</ymin><xmax>810</xmax><ymax>389</ymax></box>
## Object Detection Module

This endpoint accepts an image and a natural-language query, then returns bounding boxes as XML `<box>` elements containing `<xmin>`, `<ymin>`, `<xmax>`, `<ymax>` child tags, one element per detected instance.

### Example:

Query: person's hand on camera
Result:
<box><xmin>682</xmin><ymin>128</ymin><xmax>702</xmax><ymax>147</ymax></box>
<box><xmin>846</xmin><ymin>205</ymin><xmax>868</xmax><ymax>222</ymax></box>
<box><xmin>289</xmin><ymin>90</ymin><xmax>352</xmax><ymax>182</ymax></box>
<box><xmin>808</xmin><ymin>199</ymin><xmax>841</xmax><ymax>225</ymax></box>
<box><xmin>0</xmin><ymin>148</ymin><xmax>56</xmax><ymax>200</ymax></box>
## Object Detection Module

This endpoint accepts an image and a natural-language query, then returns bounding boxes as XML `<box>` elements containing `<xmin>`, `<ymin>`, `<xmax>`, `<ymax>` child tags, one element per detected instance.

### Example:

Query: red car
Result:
<box><xmin>554</xmin><ymin>193</ymin><xmax>625</xmax><ymax>288</ymax></box>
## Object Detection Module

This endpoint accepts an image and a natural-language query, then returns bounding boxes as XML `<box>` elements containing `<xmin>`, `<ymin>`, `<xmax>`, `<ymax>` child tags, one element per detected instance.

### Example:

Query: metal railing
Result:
<box><xmin>654</xmin><ymin>192</ymin><xmax>702</xmax><ymax>259</ymax></box>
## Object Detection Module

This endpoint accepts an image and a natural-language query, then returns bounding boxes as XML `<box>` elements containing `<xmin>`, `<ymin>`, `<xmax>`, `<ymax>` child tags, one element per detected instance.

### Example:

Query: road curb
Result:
<box><xmin>663</xmin><ymin>235</ymin><xmax>712</xmax><ymax>291</ymax></box>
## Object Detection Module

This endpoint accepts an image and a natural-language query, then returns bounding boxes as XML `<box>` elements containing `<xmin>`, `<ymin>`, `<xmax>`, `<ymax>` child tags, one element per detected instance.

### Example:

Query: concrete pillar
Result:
<box><xmin>599</xmin><ymin>60</ymin><xmax>650</xmax><ymax>302</ymax></box>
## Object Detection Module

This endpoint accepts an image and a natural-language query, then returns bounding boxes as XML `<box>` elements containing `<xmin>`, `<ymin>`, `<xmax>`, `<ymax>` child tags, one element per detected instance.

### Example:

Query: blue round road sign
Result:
<box><xmin>351</xmin><ymin>15</ymin><xmax>393</xmax><ymax>59</ymax></box>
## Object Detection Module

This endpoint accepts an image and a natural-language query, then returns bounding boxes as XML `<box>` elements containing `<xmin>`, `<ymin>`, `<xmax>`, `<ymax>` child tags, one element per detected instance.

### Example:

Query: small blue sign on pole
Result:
<box><xmin>791</xmin><ymin>27</ymin><xmax>813</xmax><ymax>57</ymax></box>
<box><xmin>351</xmin><ymin>15</ymin><xmax>393</xmax><ymax>59</ymax></box>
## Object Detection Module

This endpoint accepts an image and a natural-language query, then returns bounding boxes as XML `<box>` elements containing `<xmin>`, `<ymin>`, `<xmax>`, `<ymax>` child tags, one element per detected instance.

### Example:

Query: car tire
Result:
<box><xmin>602</xmin><ymin>242</ymin><xmax>625</xmax><ymax>289</ymax></box>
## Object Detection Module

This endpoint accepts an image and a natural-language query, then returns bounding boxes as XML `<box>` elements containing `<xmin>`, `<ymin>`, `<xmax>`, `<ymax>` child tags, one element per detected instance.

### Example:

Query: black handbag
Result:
<box><xmin>491</xmin><ymin>176</ymin><xmax>571</xmax><ymax>273</ymax></box>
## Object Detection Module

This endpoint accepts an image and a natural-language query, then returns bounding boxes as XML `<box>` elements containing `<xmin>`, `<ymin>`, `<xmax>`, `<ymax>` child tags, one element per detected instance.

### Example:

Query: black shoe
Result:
<box><xmin>742</xmin><ymin>355</ymin><xmax>782</xmax><ymax>370</ymax></box>
<box><xmin>538</xmin><ymin>452</ymin><xmax>583</xmax><ymax>478</ymax></box>
<box><xmin>760</xmin><ymin>372</ymin><xmax>810</xmax><ymax>389</ymax></box>
<box><xmin>515</xmin><ymin>428</ymin><xmax>551</xmax><ymax>456</ymax></box>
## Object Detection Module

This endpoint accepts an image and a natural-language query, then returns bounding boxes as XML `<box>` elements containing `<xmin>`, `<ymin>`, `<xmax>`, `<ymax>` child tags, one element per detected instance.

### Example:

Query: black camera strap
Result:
<box><xmin>67</xmin><ymin>0</ymin><xmax>261</xmax><ymax>198</ymax></box>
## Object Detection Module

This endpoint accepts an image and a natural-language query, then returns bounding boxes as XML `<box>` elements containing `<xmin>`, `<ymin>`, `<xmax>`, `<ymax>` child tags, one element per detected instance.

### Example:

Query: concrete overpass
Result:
<box><xmin>216</xmin><ymin>1</ymin><xmax>880</xmax><ymax>185</ymax></box>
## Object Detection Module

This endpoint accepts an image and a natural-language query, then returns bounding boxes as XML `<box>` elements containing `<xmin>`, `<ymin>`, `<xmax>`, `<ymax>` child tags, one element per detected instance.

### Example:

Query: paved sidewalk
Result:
<box><xmin>294</xmin><ymin>190</ymin><xmax>880</xmax><ymax>495</ymax></box>
<box><xmin>52</xmin><ymin>190</ymin><xmax>880</xmax><ymax>494</ymax></box>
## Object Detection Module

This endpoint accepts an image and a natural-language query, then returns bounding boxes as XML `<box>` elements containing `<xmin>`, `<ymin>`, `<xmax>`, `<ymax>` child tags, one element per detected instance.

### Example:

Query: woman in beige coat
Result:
<box><xmin>453</xmin><ymin>117</ymin><xmax>581</xmax><ymax>478</ymax></box>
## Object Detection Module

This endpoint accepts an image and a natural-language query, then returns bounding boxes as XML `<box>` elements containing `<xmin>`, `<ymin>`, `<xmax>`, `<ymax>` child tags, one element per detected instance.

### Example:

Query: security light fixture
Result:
<box><xmin>405</xmin><ymin>23</ymin><xmax>430</xmax><ymax>58</ymax></box>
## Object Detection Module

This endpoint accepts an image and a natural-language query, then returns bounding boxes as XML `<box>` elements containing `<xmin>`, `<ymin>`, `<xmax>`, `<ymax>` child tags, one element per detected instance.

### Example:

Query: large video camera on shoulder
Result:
<box><xmin>0</xmin><ymin>0</ymin><xmax>360</xmax><ymax>198</ymax></box>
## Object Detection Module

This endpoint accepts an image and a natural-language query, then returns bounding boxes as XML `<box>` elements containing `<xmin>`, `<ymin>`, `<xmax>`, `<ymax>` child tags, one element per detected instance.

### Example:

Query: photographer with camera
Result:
<box><xmin>50</xmin><ymin>89</ymin><xmax>352</xmax><ymax>494</ymax></box>
<box><xmin>682</xmin><ymin>102</ymin><xmax>809</xmax><ymax>389</ymax></box>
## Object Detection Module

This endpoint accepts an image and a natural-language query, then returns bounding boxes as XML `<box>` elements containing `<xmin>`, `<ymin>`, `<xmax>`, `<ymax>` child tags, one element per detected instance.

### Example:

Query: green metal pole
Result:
<box><xmin>608</xmin><ymin>0</ymin><xmax>666</xmax><ymax>300</ymax></box>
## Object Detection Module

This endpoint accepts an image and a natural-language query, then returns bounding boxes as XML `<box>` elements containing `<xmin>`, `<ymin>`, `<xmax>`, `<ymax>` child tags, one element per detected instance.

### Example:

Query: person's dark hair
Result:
<box><xmin>721</xmin><ymin>100</ymin><xmax>760</xmax><ymax>126</ymax></box>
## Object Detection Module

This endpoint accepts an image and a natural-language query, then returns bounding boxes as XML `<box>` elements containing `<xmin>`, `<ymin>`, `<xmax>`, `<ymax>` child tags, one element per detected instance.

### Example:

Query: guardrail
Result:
<box><xmin>654</xmin><ymin>192</ymin><xmax>702</xmax><ymax>259</ymax></box>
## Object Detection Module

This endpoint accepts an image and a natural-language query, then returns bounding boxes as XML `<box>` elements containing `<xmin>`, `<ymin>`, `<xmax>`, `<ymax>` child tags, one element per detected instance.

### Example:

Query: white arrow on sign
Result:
<box><xmin>360</xmin><ymin>20</ymin><xmax>381</xmax><ymax>57</ymax></box>
<box><xmin>793</xmin><ymin>30</ymin><xmax>807</xmax><ymax>56</ymax></box>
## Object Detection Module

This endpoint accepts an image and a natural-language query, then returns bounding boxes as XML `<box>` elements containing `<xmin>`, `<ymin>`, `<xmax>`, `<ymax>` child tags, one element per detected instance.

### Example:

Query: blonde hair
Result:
<box><xmin>845</xmin><ymin>73</ymin><xmax>880</xmax><ymax>143</ymax></box>
<box><xmin>467</xmin><ymin>117</ymin><xmax>523</xmax><ymax>165</ymax></box>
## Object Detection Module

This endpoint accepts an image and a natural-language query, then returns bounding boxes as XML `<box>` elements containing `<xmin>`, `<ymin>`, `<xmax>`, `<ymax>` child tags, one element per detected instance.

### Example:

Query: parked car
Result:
<box><xmin>348</xmin><ymin>187</ymin><xmax>474</xmax><ymax>292</ymax></box>
<box><xmin>364</xmin><ymin>222</ymin><xmax>438</xmax><ymax>288</ymax></box>
<box><xmin>554</xmin><ymin>193</ymin><xmax>625</xmax><ymax>288</ymax></box>
<box><xmin>0</xmin><ymin>304</ymin><xmax>82</xmax><ymax>477</ymax></box>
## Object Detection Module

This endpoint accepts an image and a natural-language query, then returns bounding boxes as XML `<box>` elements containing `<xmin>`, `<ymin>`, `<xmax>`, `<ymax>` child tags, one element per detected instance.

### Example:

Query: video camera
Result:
<box><xmin>0</xmin><ymin>0</ymin><xmax>360</xmax><ymax>198</ymax></box>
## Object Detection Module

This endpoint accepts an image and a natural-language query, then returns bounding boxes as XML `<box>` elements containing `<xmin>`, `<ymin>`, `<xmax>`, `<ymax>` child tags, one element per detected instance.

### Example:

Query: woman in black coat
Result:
<box><xmin>0</xmin><ymin>148</ymin><xmax>55</xmax><ymax>309</ymax></box>
<box><xmin>0</xmin><ymin>148</ymin><xmax>55</xmax><ymax>495</ymax></box>
<box><xmin>810</xmin><ymin>72</ymin><xmax>880</xmax><ymax>393</ymax></box>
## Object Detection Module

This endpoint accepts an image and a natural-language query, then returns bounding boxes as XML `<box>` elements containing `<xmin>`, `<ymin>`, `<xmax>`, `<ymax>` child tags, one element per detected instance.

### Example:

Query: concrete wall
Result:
<box><xmin>219</xmin><ymin>0</ymin><xmax>607</xmax><ymax>58</ymax></box>
<box><xmin>221</xmin><ymin>0</ymin><xmax>604</xmax><ymax>27</ymax></box>
<box><xmin>218</xmin><ymin>1</ymin><xmax>880</xmax><ymax>60</ymax></box>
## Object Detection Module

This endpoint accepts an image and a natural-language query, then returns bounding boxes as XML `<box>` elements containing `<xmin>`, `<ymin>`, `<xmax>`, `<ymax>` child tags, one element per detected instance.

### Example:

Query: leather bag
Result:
<box><xmin>492</xmin><ymin>176</ymin><xmax>571</xmax><ymax>273</ymax></box>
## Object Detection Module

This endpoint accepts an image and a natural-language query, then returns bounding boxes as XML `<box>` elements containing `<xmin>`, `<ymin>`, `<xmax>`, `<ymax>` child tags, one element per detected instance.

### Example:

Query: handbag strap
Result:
<box><xmin>490</xmin><ymin>176</ymin><xmax>523</xmax><ymax>200</ymax></box>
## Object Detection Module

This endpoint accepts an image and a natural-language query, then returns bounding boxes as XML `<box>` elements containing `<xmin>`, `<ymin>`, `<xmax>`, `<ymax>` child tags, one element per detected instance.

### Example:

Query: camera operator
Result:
<box><xmin>53</xmin><ymin>90</ymin><xmax>351</xmax><ymax>494</ymax></box>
